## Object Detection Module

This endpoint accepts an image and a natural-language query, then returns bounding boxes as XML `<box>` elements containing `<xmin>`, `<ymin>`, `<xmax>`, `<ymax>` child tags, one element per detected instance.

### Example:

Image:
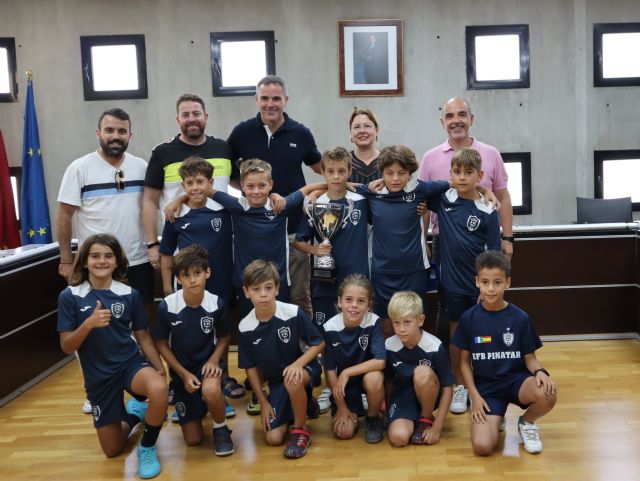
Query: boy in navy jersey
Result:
<box><xmin>385</xmin><ymin>291</ymin><xmax>454</xmax><ymax>447</ymax></box>
<box><xmin>451</xmin><ymin>251</ymin><xmax>556</xmax><ymax>455</ymax></box>
<box><xmin>159</xmin><ymin>157</ymin><xmax>232</xmax><ymax>303</ymax></box>
<box><xmin>153</xmin><ymin>245</ymin><xmax>234</xmax><ymax>456</ymax></box>
<box><xmin>357</xmin><ymin>145</ymin><xmax>496</xmax><ymax>320</ymax></box>
<box><xmin>294</xmin><ymin>146</ymin><xmax>369</xmax><ymax>327</ymax></box>
<box><xmin>427</xmin><ymin>148</ymin><xmax>501</xmax><ymax>414</ymax></box>
<box><xmin>238</xmin><ymin>260</ymin><xmax>325</xmax><ymax>459</ymax></box>
<box><xmin>323</xmin><ymin>274</ymin><xmax>386</xmax><ymax>443</ymax></box>
<box><xmin>158</xmin><ymin>157</ymin><xmax>240</xmax><ymax>412</ymax></box>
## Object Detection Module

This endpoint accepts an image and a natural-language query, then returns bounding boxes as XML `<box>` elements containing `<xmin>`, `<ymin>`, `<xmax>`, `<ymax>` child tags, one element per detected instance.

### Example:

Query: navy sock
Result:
<box><xmin>124</xmin><ymin>413</ymin><xmax>141</xmax><ymax>430</ymax></box>
<box><xmin>140</xmin><ymin>422</ymin><xmax>162</xmax><ymax>448</ymax></box>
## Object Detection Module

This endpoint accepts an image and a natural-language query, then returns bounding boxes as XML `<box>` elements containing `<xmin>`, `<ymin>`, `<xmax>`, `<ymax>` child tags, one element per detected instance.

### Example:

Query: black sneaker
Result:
<box><xmin>364</xmin><ymin>415</ymin><xmax>383</xmax><ymax>444</ymax></box>
<box><xmin>213</xmin><ymin>426</ymin><xmax>234</xmax><ymax>456</ymax></box>
<box><xmin>306</xmin><ymin>394</ymin><xmax>320</xmax><ymax>420</ymax></box>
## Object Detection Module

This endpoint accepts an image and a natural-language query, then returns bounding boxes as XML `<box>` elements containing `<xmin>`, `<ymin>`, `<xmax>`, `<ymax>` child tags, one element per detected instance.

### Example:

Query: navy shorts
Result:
<box><xmin>86</xmin><ymin>355</ymin><xmax>151</xmax><ymax>428</ymax></box>
<box><xmin>443</xmin><ymin>290</ymin><xmax>477</xmax><ymax>323</ymax></box>
<box><xmin>372</xmin><ymin>270</ymin><xmax>428</xmax><ymax>318</ymax></box>
<box><xmin>127</xmin><ymin>262</ymin><xmax>154</xmax><ymax>303</ymax></box>
<box><xmin>267</xmin><ymin>358</ymin><xmax>322</xmax><ymax>429</ymax></box>
<box><xmin>171</xmin><ymin>361</ymin><xmax>227</xmax><ymax>426</ymax></box>
<box><xmin>311</xmin><ymin>296</ymin><xmax>338</xmax><ymax>329</ymax></box>
<box><xmin>330</xmin><ymin>375</ymin><xmax>366</xmax><ymax>417</ymax></box>
<box><xmin>387</xmin><ymin>382</ymin><xmax>442</xmax><ymax>424</ymax></box>
<box><xmin>478</xmin><ymin>371</ymin><xmax>532</xmax><ymax>417</ymax></box>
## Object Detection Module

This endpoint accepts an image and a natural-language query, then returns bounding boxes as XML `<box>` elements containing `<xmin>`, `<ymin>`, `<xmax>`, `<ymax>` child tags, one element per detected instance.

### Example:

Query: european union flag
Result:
<box><xmin>21</xmin><ymin>78</ymin><xmax>52</xmax><ymax>245</ymax></box>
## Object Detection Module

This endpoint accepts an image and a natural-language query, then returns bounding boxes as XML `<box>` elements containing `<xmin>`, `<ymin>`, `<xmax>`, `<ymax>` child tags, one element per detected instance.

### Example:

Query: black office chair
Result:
<box><xmin>576</xmin><ymin>196</ymin><xmax>632</xmax><ymax>223</ymax></box>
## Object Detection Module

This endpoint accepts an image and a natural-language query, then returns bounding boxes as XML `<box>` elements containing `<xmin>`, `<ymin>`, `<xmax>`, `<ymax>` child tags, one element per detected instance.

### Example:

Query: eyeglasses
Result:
<box><xmin>115</xmin><ymin>169</ymin><xmax>124</xmax><ymax>191</ymax></box>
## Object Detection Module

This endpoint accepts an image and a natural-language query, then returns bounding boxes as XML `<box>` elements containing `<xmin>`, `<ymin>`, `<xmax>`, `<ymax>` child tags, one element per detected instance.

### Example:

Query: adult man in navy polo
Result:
<box><xmin>227</xmin><ymin>76</ymin><xmax>322</xmax><ymax>317</ymax></box>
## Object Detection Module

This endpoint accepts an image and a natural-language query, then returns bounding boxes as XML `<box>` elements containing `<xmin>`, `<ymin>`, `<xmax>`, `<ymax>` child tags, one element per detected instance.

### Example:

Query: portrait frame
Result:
<box><xmin>338</xmin><ymin>19</ymin><xmax>403</xmax><ymax>97</ymax></box>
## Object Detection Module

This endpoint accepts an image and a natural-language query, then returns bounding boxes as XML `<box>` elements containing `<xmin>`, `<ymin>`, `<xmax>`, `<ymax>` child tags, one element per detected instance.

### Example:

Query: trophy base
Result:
<box><xmin>310</xmin><ymin>266</ymin><xmax>337</xmax><ymax>283</ymax></box>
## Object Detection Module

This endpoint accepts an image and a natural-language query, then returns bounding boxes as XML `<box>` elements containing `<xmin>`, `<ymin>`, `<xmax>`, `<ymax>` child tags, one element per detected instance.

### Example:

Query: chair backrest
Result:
<box><xmin>576</xmin><ymin>196</ymin><xmax>632</xmax><ymax>223</ymax></box>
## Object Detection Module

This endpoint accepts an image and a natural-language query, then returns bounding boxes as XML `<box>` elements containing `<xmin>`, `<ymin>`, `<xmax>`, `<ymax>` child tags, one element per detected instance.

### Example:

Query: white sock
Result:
<box><xmin>213</xmin><ymin>420</ymin><xmax>227</xmax><ymax>429</ymax></box>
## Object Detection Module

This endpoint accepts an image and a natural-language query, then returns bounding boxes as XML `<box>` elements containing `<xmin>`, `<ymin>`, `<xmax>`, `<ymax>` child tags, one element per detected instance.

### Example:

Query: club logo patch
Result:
<box><xmin>175</xmin><ymin>402</ymin><xmax>186</xmax><ymax>417</ymax></box>
<box><xmin>211</xmin><ymin>218</ymin><xmax>222</xmax><ymax>232</ymax></box>
<box><xmin>264</xmin><ymin>212</ymin><xmax>278</xmax><ymax>221</ymax></box>
<box><xmin>418</xmin><ymin>359</ymin><xmax>432</xmax><ymax>367</ymax></box>
<box><xmin>388</xmin><ymin>403</ymin><xmax>397</xmax><ymax>418</ymax></box>
<box><xmin>404</xmin><ymin>192</ymin><xmax>416</xmax><ymax>202</ymax></box>
<box><xmin>277</xmin><ymin>326</ymin><xmax>291</xmax><ymax>343</ymax></box>
<box><xmin>315</xmin><ymin>312</ymin><xmax>325</xmax><ymax>326</ymax></box>
<box><xmin>350</xmin><ymin>209</ymin><xmax>361</xmax><ymax>225</ymax></box>
<box><xmin>358</xmin><ymin>335</ymin><xmax>369</xmax><ymax>350</ymax></box>
<box><xmin>200</xmin><ymin>316</ymin><xmax>213</xmax><ymax>334</ymax></box>
<box><xmin>503</xmin><ymin>327</ymin><xmax>514</xmax><ymax>347</ymax></box>
<box><xmin>111</xmin><ymin>302</ymin><xmax>124</xmax><ymax>319</ymax></box>
<box><xmin>466</xmin><ymin>215</ymin><xmax>481</xmax><ymax>231</ymax></box>
<box><xmin>92</xmin><ymin>405</ymin><xmax>101</xmax><ymax>422</ymax></box>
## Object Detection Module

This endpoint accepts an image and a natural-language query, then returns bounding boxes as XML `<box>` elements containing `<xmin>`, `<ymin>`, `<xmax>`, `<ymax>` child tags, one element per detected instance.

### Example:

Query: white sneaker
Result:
<box><xmin>518</xmin><ymin>416</ymin><xmax>543</xmax><ymax>453</ymax></box>
<box><xmin>361</xmin><ymin>393</ymin><xmax>368</xmax><ymax>411</ymax></box>
<box><xmin>317</xmin><ymin>388</ymin><xmax>331</xmax><ymax>414</ymax></box>
<box><xmin>450</xmin><ymin>385</ymin><xmax>468</xmax><ymax>414</ymax></box>
<box><xmin>82</xmin><ymin>399</ymin><xmax>92</xmax><ymax>414</ymax></box>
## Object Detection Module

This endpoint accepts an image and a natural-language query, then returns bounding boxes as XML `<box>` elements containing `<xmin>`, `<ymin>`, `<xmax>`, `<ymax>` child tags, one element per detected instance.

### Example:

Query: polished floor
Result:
<box><xmin>1</xmin><ymin>340</ymin><xmax>639</xmax><ymax>481</ymax></box>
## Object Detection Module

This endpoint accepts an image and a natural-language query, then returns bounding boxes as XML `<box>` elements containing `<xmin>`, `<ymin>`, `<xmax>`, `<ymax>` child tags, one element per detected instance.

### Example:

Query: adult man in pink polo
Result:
<box><xmin>419</xmin><ymin>97</ymin><xmax>513</xmax><ymax>415</ymax></box>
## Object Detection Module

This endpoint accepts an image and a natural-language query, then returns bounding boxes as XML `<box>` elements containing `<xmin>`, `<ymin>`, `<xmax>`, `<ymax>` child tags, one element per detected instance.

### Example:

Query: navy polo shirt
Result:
<box><xmin>227</xmin><ymin>113</ymin><xmax>321</xmax><ymax>232</ymax></box>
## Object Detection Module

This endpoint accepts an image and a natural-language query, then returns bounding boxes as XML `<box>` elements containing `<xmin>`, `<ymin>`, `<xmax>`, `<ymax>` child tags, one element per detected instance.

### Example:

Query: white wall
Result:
<box><xmin>0</xmin><ymin>0</ymin><xmax>638</xmax><ymax>235</ymax></box>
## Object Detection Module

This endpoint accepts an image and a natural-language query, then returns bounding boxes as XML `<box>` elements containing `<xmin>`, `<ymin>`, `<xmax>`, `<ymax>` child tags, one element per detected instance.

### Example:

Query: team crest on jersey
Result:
<box><xmin>211</xmin><ymin>218</ymin><xmax>222</xmax><ymax>232</ymax></box>
<box><xmin>200</xmin><ymin>316</ymin><xmax>214</xmax><ymax>334</ymax></box>
<box><xmin>277</xmin><ymin>326</ymin><xmax>291</xmax><ymax>343</ymax></box>
<box><xmin>419</xmin><ymin>359</ymin><xmax>432</xmax><ymax>367</ymax></box>
<box><xmin>358</xmin><ymin>335</ymin><xmax>369</xmax><ymax>350</ymax></box>
<box><xmin>92</xmin><ymin>405</ymin><xmax>101</xmax><ymax>422</ymax></box>
<box><xmin>315</xmin><ymin>312</ymin><xmax>325</xmax><ymax>325</ymax></box>
<box><xmin>466</xmin><ymin>215</ymin><xmax>481</xmax><ymax>231</ymax></box>
<box><xmin>502</xmin><ymin>328</ymin><xmax>514</xmax><ymax>347</ymax></box>
<box><xmin>404</xmin><ymin>192</ymin><xmax>416</xmax><ymax>202</ymax></box>
<box><xmin>350</xmin><ymin>209</ymin><xmax>361</xmax><ymax>225</ymax></box>
<box><xmin>175</xmin><ymin>402</ymin><xmax>186</xmax><ymax>418</ymax></box>
<box><xmin>264</xmin><ymin>211</ymin><xmax>278</xmax><ymax>221</ymax></box>
<box><xmin>111</xmin><ymin>302</ymin><xmax>124</xmax><ymax>319</ymax></box>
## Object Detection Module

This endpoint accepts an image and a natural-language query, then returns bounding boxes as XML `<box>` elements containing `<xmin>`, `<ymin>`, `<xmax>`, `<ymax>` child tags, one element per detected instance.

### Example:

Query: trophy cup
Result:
<box><xmin>303</xmin><ymin>197</ymin><xmax>354</xmax><ymax>282</ymax></box>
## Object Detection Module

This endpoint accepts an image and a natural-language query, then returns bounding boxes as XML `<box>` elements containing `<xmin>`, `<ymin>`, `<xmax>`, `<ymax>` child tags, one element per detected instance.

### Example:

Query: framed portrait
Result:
<box><xmin>338</xmin><ymin>19</ymin><xmax>403</xmax><ymax>97</ymax></box>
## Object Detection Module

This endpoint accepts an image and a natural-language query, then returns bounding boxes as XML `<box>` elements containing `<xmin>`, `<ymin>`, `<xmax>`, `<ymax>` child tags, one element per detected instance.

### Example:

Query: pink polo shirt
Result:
<box><xmin>419</xmin><ymin>138</ymin><xmax>508</xmax><ymax>234</ymax></box>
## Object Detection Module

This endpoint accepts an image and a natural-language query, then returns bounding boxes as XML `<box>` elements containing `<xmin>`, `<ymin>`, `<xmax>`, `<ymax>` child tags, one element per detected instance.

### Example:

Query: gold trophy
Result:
<box><xmin>303</xmin><ymin>197</ymin><xmax>354</xmax><ymax>282</ymax></box>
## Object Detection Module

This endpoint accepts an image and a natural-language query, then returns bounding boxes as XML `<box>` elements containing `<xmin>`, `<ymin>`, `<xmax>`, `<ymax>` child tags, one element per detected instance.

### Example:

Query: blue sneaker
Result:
<box><xmin>126</xmin><ymin>398</ymin><xmax>148</xmax><ymax>422</ymax></box>
<box><xmin>136</xmin><ymin>445</ymin><xmax>161</xmax><ymax>479</ymax></box>
<box><xmin>225</xmin><ymin>401</ymin><xmax>236</xmax><ymax>418</ymax></box>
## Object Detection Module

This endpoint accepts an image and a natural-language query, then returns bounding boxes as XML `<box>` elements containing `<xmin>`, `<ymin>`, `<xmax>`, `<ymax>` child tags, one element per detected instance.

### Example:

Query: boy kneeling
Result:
<box><xmin>451</xmin><ymin>251</ymin><xmax>557</xmax><ymax>455</ymax></box>
<box><xmin>385</xmin><ymin>292</ymin><xmax>454</xmax><ymax>446</ymax></box>
<box><xmin>238</xmin><ymin>259</ymin><xmax>325</xmax><ymax>458</ymax></box>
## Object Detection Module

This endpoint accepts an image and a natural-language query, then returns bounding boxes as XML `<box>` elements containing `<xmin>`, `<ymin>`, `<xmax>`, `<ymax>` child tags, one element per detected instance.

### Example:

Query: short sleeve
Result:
<box><xmin>451</xmin><ymin>311</ymin><xmax>472</xmax><ymax>351</ymax></box>
<box><xmin>301</xmin><ymin>127</ymin><xmax>321</xmax><ymax>167</ymax></box>
<box><xmin>519</xmin><ymin>315</ymin><xmax>543</xmax><ymax>355</ymax></box>
<box><xmin>369</xmin><ymin>320</ymin><xmax>386</xmax><ymax>360</ymax></box>
<box><xmin>491</xmin><ymin>152</ymin><xmax>509</xmax><ymax>191</ymax></box>
<box><xmin>129</xmin><ymin>290</ymin><xmax>148</xmax><ymax>331</ymax></box>
<box><xmin>486</xmin><ymin>211</ymin><xmax>502</xmax><ymax>251</ymax></box>
<box><xmin>144</xmin><ymin>148</ymin><xmax>166</xmax><ymax>189</ymax></box>
<box><xmin>159</xmin><ymin>220</ymin><xmax>178</xmax><ymax>255</ymax></box>
<box><xmin>295</xmin><ymin>214</ymin><xmax>315</xmax><ymax>242</ymax></box>
<box><xmin>153</xmin><ymin>300</ymin><xmax>171</xmax><ymax>340</ymax></box>
<box><xmin>433</xmin><ymin>344</ymin><xmax>455</xmax><ymax>387</ymax></box>
<box><xmin>323</xmin><ymin>333</ymin><xmax>337</xmax><ymax>372</ymax></box>
<box><xmin>57</xmin><ymin>164</ymin><xmax>82</xmax><ymax>206</ymax></box>
<box><xmin>57</xmin><ymin>288</ymin><xmax>78</xmax><ymax>332</ymax></box>
<box><xmin>214</xmin><ymin>299</ymin><xmax>231</xmax><ymax>338</ymax></box>
<box><xmin>237</xmin><ymin>332</ymin><xmax>256</xmax><ymax>370</ymax></box>
<box><xmin>297</xmin><ymin>309</ymin><xmax>323</xmax><ymax>346</ymax></box>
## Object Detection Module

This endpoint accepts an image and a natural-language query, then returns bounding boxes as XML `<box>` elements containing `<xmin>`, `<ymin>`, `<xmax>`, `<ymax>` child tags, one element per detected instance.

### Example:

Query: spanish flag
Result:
<box><xmin>474</xmin><ymin>336</ymin><xmax>492</xmax><ymax>344</ymax></box>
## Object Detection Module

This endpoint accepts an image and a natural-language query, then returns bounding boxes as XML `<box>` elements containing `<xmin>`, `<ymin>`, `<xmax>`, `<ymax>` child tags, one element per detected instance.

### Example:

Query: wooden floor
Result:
<box><xmin>1</xmin><ymin>340</ymin><xmax>639</xmax><ymax>481</ymax></box>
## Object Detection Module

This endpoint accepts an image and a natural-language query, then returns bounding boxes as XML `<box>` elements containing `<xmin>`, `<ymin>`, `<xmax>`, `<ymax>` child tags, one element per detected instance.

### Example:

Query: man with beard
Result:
<box><xmin>57</xmin><ymin>108</ymin><xmax>153</xmax><ymax>415</ymax></box>
<box><xmin>142</xmin><ymin>94</ymin><xmax>236</xmax><ymax>269</ymax></box>
<box><xmin>57</xmin><ymin>108</ymin><xmax>151</xmax><ymax>296</ymax></box>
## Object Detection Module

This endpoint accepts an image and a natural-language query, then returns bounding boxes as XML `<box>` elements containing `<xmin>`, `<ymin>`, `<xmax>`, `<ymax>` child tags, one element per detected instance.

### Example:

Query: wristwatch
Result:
<box><xmin>533</xmin><ymin>368</ymin><xmax>550</xmax><ymax>377</ymax></box>
<box><xmin>501</xmin><ymin>235</ymin><xmax>515</xmax><ymax>243</ymax></box>
<box><xmin>145</xmin><ymin>241</ymin><xmax>160</xmax><ymax>249</ymax></box>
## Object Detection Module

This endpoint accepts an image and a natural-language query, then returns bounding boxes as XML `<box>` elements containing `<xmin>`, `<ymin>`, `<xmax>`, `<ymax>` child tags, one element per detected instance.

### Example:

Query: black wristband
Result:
<box><xmin>145</xmin><ymin>241</ymin><xmax>160</xmax><ymax>249</ymax></box>
<box><xmin>533</xmin><ymin>368</ymin><xmax>550</xmax><ymax>377</ymax></box>
<box><xmin>502</xmin><ymin>235</ymin><xmax>515</xmax><ymax>243</ymax></box>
